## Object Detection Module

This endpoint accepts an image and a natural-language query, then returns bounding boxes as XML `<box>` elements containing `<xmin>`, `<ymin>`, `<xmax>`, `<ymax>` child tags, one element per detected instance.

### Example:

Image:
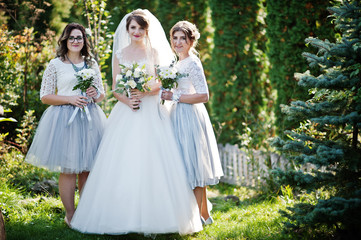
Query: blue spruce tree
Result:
<box><xmin>272</xmin><ymin>1</ymin><xmax>361</xmax><ymax>238</ymax></box>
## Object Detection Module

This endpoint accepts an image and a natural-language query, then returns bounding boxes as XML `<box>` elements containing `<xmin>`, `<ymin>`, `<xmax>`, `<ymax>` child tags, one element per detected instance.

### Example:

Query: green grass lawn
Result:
<box><xmin>0</xmin><ymin>150</ymin><xmax>300</xmax><ymax>240</ymax></box>
<box><xmin>2</xmin><ymin>183</ymin><xmax>296</xmax><ymax>240</ymax></box>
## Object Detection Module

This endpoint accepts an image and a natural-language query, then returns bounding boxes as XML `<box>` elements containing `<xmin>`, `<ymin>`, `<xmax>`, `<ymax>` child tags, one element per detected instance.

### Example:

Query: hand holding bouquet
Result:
<box><xmin>114</xmin><ymin>63</ymin><xmax>151</xmax><ymax>95</ymax></box>
<box><xmin>156</xmin><ymin>61</ymin><xmax>188</xmax><ymax>104</ymax></box>
<box><xmin>73</xmin><ymin>68</ymin><xmax>97</xmax><ymax>93</ymax></box>
<box><xmin>113</xmin><ymin>63</ymin><xmax>152</xmax><ymax>110</ymax></box>
<box><xmin>68</xmin><ymin>68</ymin><xmax>97</xmax><ymax>126</ymax></box>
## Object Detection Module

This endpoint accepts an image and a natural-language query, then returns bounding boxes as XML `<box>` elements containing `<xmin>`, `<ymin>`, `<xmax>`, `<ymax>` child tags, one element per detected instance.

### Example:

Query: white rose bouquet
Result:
<box><xmin>156</xmin><ymin>61</ymin><xmax>188</xmax><ymax>104</ymax></box>
<box><xmin>114</xmin><ymin>63</ymin><xmax>151</xmax><ymax>96</ymax></box>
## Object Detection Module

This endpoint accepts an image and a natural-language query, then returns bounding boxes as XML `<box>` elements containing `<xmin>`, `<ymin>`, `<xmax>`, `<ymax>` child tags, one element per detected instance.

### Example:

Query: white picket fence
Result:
<box><xmin>218</xmin><ymin>143</ymin><xmax>328</xmax><ymax>188</ymax></box>
<box><xmin>218</xmin><ymin>143</ymin><xmax>291</xmax><ymax>188</ymax></box>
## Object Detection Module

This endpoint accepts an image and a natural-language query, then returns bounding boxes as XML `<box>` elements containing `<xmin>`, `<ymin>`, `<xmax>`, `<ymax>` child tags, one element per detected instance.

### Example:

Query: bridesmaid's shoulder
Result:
<box><xmin>188</xmin><ymin>54</ymin><xmax>203</xmax><ymax>68</ymax></box>
<box><xmin>46</xmin><ymin>57</ymin><xmax>62</xmax><ymax>70</ymax></box>
<box><xmin>50</xmin><ymin>57</ymin><xmax>61</xmax><ymax>64</ymax></box>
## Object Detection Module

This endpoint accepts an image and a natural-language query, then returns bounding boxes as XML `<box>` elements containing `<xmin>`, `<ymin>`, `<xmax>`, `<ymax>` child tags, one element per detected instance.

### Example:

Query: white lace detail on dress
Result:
<box><xmin>40</xmin><ymin>61</ymin><xmax>57</xmax><ymax>99</ymax></box>
<box><xmin>175</xmin><ymin>56</ymin><xmax>208</xmax><ymax>95</ymax></box>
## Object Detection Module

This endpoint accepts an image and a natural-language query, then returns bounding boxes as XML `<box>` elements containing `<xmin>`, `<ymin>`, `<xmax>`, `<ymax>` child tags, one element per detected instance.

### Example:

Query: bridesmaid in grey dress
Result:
<box><xmin>25</xmin><ymin>23</ymin><xmax>106</xmax><ymax>226</ymax></box>
<box><xmin>161</xmin><ymin>21</ymin><xmax>224</xmax><ymax>225</ymax></box>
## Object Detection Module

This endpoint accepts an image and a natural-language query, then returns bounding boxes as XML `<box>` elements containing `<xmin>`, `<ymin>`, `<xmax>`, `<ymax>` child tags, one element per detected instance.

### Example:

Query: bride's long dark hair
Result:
<box><xmin>57</xmin><ymin>23</ymin><xmax>93</xmax><ymax>66</ymax></box>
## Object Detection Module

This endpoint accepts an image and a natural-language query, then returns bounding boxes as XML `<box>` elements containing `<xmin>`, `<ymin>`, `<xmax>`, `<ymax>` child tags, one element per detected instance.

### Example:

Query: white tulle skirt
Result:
<box><xmin>170</xmin><ymin>102</ymin><xmax>223</xmax><ymax>189</ymax></box>
<box><xmin>25</xmin><ymin>103</ymin><xmax>106</xmax><ymax>174</ymax></box>
<box><xmin>70</xmin><ymin>95</ymin><xmax>202</xmax><ymax>235</ymax></box>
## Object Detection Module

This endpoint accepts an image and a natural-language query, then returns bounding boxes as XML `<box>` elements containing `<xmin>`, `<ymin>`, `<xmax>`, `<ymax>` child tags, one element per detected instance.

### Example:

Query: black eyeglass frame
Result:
<box><xmin>68</xmin><ymin>36</ymin><xmax>84</xmax><ymax>43</ymax></box>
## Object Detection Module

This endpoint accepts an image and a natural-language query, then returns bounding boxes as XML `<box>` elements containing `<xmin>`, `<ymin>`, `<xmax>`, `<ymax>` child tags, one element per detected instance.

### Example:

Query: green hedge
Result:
<box><xmin>266</xmin><ymin>0</ymin><xmax>336</xmax><ymax>134</ymax></box>
<box><xmin>209</xmin><ymin>0</ymin><xmax>268</xmax><ymax>148</ymax></box>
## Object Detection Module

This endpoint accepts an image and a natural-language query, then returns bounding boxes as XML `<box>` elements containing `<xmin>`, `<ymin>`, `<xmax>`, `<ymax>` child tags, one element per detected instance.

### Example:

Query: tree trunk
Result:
<box><xmin>352</xmin><ymin>123</ymin><xmax>358</xmax><ymax>149</ymax></box>
<box><xmin>0</xmin><ymin>210</ymin><xmax>5</xmax><ymax>240</ymax></box>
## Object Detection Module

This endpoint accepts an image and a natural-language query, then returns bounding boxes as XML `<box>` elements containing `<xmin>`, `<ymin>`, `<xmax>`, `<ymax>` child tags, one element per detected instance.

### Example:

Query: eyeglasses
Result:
<box><xmin>68</xmin><ymin>36</ymin><xmax>83</xmax><ymax>43</ymax></box>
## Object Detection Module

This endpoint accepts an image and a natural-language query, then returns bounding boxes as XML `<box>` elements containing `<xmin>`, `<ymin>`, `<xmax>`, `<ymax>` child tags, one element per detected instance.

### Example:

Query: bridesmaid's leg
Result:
<box><xmin>193</xmin><ymin>187</ymin><xmax>204</xmax><ymax>216</ymax></box>
<box><xmin>59</xmin><ymin>173</ymin><xmax>76</xmax><ymax>222</ymax></box>
<box><xmin>77</xmin><ymin>171</ymin><xmax>90</xmax><ymax>196</ymax></box>
<box><xmin>201</xmin><ymin>187</ymin><xmax>210</xmax><ymax>220</ymax></box>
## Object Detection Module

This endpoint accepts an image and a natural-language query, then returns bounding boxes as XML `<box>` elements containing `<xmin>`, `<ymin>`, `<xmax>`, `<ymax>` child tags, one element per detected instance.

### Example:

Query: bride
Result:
<box><xmin>70</xmin><ymin>9</ymin><xmax>203</xmax><ymax>235</ymax></box>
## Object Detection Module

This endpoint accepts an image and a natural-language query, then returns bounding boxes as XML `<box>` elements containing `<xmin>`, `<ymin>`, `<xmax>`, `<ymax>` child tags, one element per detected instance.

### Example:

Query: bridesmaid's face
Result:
<box><xmin>171</xmin><ymin>31</ymin><xmax>191</xmax><ymax>55</ymax></box>
<box><xmin>128</xmin><ymin>20</ymin><xmax>146</xmax><ymax>42</ymax></box>
<box><xmin>67</xmin><ymin>29</ymin><xmax>84</xmax><ymax>54</ymax></box>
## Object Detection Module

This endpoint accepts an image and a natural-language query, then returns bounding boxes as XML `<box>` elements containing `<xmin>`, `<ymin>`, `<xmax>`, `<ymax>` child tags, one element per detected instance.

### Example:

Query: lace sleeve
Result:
<box><xmin>40</xmin><ymin>61</ymin><xmax>57</xmax><ymax>99</ymax></box>
<box><xmin>90</xmin><ymin>60</ymin><xmax>105</xmax><ymax>94</ymax></box>
<box><xmin>188</xmin><ymin>58</ymin><xmax>208</xmax><ymax>94</ymax></box>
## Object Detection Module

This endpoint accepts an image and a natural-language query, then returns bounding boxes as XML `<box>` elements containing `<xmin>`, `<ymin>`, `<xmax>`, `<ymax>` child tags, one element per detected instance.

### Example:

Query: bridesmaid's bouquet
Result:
<box><xmin>113</xmin><ymin>63</ymin><xmax>151</xmax><ymax>96</ymax></box>
<box><xmin>68</xmin><ymin>68</ymin><xmax>97</xmax><ymax>126</ymax></box>
<box><xmin>156</xmin><ymin>61</ymin><xmax>188</xmax><ymax>104</ymax></box>
<box><xmin>73</xmin><ymin>68</ymin><xmax>97</xmax><ymax>93</ymax></box>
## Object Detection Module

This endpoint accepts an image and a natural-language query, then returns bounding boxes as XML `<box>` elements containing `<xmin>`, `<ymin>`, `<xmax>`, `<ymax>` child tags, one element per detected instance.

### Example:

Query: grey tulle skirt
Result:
<box><xmin>170</xmin><ymin>102</ymin><xmax>223</xmax><ymax>189</ymax></box>
<box><xmin>25</xmin><ymin>103</ymin><xmax>106</xmax><ymax>174</ymax></box>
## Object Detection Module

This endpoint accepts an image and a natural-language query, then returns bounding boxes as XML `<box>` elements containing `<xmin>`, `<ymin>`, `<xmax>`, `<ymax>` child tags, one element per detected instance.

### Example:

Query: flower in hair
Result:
<box><xmin>194</xmin><ymin>31</ymin><xmax>200</xmax><ymax>40</ymax></box>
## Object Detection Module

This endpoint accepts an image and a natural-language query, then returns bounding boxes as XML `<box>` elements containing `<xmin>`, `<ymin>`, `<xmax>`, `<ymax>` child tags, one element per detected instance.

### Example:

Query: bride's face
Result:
<box><xmin>128</xmin><ymin>20</ymin><xmax>146</xmax><ymax>42</ymax></box>
<box><xmin>172</xmin><ymin>31</ymin><xmax>191</xmax><ymax>55</ymax></box>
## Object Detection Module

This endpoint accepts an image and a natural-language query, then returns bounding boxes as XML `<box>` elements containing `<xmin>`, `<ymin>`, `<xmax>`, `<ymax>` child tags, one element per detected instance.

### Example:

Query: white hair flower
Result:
<box><xmin>85</xmin><ymin>28</ymin><xmax>92</xmax><ymax>37</ymax></box>
<box><xmin>194</xmin><ymin>31</ymin><xmax>200</xmax><ymax>40</ymax></box>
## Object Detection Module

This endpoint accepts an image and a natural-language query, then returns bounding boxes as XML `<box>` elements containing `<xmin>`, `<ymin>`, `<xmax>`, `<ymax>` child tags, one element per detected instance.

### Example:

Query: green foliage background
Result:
<box><xmin>0</xmin><ymin>0</ymin><xmax>336</xmax><ymax>149</ymax></box>
<box><xmin>266</xmin><ymin>0</ymin><xmax>336</xmax><ymax>134</ymax></box>
<box><xmin>209</xmin><ymin>0</ymin><xmax>272</xmax><ymax>149</ymax></box>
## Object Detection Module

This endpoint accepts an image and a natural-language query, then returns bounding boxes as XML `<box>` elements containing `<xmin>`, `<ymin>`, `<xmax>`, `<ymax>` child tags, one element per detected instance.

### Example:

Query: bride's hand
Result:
<box><xmin>130</xmin><ymin>89</ymin><xmax>147</xmax><ymax>99</ymax></box>
<box><xmin>126</xmin><ymin>97</ymin><xmax>141</xmax><ymax>111</ymax></box>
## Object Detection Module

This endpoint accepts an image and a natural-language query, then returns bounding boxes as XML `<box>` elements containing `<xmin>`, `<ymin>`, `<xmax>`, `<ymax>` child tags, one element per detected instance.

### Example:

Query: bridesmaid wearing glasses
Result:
<box><xmin>25</xmin><ymin>23</ymin><xmax>106</xmax><ymax>226</ymax></box>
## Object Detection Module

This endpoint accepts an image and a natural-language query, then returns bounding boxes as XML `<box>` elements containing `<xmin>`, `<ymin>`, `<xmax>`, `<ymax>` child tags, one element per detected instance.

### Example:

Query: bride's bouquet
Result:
<box><xmin>156</xmin><ymin>61</ymin><xmax>188</xmax><ymax>104</ymax></box>
<box><xmin>114</xmin><ymin>63</ymin><xmax>151</xmax><ymax>97</ymax></box>
<box><xmin>68</xmin><ymin>68</ymin><xmax>97</xmax><ymax>126</ymax></box>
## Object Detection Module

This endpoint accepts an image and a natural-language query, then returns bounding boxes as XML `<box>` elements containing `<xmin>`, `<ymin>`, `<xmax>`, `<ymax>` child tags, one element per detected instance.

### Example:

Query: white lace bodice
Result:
<box><xmin>40</xmin><ymin>58</ymin><xmax>104</xmax><ymax>99</ymax></box>
<box><xmin>173</xmin><ymin>54</ymin><xmax>208</xmax><ymax>95</ymax></box>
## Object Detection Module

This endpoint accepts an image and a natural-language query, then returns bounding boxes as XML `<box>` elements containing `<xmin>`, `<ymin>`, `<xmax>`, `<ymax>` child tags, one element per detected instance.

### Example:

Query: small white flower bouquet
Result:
<box><xmin>68</xmin><ymin>68</ymin><xmax>97</xmax><ymax>126</ymax></box>
<box><xmin>72</xmin><ymin>68</ymin><xmax>97</xmax><ymax>93</ymax></box>
<box><xmin>156</xmin><ymin>61</ymin><xmax>188</xmax><ymax>104</ymax></box>
<box><xmin>114</xmin><ymin>63</ymin><xmax>151</xmax><ymax>96</ymax></box>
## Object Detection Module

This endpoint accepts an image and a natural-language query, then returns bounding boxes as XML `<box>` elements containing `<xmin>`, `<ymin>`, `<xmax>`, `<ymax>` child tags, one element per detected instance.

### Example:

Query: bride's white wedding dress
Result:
<box><xmin>70</xmin><ymin>54</ymin><xmax>202</xmax><ymax>235</ymax></box>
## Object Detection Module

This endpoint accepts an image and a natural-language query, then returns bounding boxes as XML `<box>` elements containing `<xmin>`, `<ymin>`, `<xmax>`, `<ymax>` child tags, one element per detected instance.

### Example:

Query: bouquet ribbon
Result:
<box><xmin>67</xmin><ymin>92</ymin><xmax>92</xmax><ymax>126</ymax></box>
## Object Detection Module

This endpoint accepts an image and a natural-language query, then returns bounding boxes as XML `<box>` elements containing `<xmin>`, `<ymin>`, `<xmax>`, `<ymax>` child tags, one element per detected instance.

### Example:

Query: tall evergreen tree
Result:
<box><xmin>273</xmin><ymin>1</ymin><xmax>361</xmax><ymax>237</ymax></box>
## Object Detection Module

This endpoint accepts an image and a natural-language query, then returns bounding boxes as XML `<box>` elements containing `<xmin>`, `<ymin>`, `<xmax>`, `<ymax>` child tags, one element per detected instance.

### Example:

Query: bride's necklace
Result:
<box><xmin>65</xmin><ymin>55</ymin><xmax>87</xmax><ymax>72</ymax></box>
